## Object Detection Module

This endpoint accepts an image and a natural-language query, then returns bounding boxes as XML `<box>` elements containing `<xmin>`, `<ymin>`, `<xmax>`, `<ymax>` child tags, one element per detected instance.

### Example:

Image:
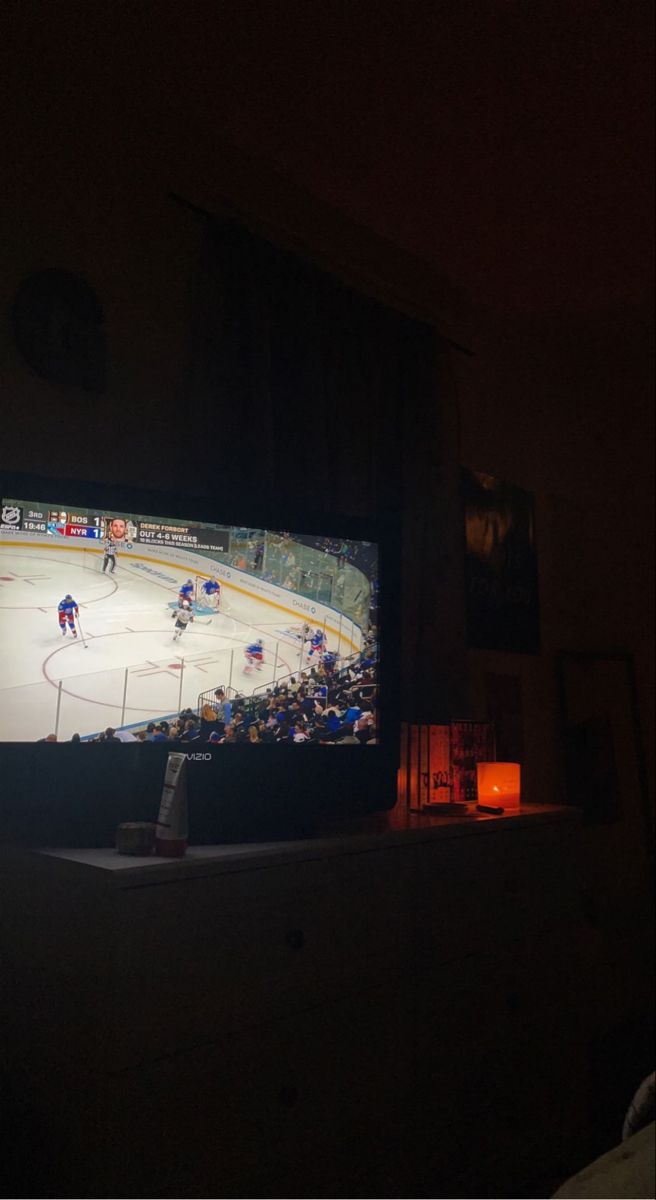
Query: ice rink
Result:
<box><xmin>0</xmin><ymin>544</ymin><xmax>331</xmax><ymax>741</ymax></box>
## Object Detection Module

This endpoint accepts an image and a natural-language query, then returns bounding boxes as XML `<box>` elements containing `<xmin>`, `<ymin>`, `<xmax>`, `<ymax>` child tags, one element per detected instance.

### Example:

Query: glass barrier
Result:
<box><xmin>0</xmin><ymin>646</ymin><xmax>236</xmax><ymax>742</ymax></box>
<box><xmin>8</xmin><ymin>502</ymin><xmax>374</xmax><ymax>631</ymax></box>
<box><xmin>0</xmin><ymin>626</ymin><xmax>364</xmax><ymax>740</ymax></box>
<box><xmin>0</xmin><ymin>680</ymin><xmax>65</xmax><ymax>742</ymax></box>
<box><xmin>233</xmin><ymin>533</ymin><xmax>373</xmax><ymax>629</ymax></box>
<box><xmin>121</xmin><ymin>522</ymin><xmax>375</xmax><ymax>630</ymax></box>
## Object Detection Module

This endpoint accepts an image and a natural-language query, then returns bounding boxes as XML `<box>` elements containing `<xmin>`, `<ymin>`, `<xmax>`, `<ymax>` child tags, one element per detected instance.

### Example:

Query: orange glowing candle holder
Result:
<box><xmin>476</xmin><ymin>762</ymin><xmax>521</xmax><ymax>809</ymax></box>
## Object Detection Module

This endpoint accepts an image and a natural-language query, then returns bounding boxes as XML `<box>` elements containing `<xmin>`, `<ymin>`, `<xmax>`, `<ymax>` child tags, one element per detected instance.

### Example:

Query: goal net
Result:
<box><xmin>194</xmin><ymin>575</ymin><xmax>222</xmax><ymax>612</ymax></box>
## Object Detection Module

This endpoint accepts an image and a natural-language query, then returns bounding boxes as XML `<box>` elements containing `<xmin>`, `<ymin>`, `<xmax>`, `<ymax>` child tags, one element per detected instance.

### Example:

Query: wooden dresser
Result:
<box><xmin>1</xmin><ymin>804</ymin><xmax>652</xmax><ymax>1198</ymax></box>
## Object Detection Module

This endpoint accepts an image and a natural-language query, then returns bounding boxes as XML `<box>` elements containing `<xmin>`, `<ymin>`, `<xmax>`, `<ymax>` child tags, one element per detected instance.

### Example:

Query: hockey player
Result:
<box><xmin>58</xmin><ymin>594</ymin><xmax>79</xmax><ymax>637</ymax></box>
<box><xmin>244</xmin><ymin>638</ymin><xmax>264</xmax><ymax>673</ymax></box>
<box><xmin>102</xmin><ymin>535</ymin><xmax>117</xmax><ymax>574</ymax></box>
<box><xmin>170</xmin><ymin>578</ymin><xmax>195</xmax><ymax>620</ymax></box>
<box><xmin>322</xmin><ymin>649</ymin><xmax>338</xmax><ymax>677</ymax></box>
<box><xmin>307</xmin><ymin>628</ymin><xmax>326</xmax><ymax>660</ymax></box>
<box><xmin>172</xmin><ymin>600</ymin><xmax>194</xmax><ymax>641</ymax></box>
<box><xmin>200</xmin><ymin>577</ymin><xmax>221</xmax><ymax>607</ymax></box>
<box><xmin>179</xmin><ymin>579</ymin><xmax>194</xmax><ymax>604</ymax></box>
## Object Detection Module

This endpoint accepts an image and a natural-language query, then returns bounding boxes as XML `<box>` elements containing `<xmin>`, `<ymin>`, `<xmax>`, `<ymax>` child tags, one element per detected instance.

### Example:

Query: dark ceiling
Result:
<box><xmin>2</xmin><ymin>0</ymin><xmax>653</xmax><ymax>319</ymax></box>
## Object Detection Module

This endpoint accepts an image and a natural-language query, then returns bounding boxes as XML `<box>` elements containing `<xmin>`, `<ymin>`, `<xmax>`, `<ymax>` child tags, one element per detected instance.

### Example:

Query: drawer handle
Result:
<box><xmin>277</xmin><ymin>1083</ymin><xmax>299</xmax><ymax>1107</ymax></box>
<box><xmin>285</xmin><ymin>928</ymin><xmax>306</xmax><ymax>951</ymax></box>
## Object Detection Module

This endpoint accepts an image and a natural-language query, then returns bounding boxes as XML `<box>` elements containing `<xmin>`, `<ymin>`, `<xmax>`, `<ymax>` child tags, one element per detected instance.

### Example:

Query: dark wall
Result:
<box><xmin>0</xmin><ymin>178</ymin><xmax>464</xmax><ymax>720</ymax></box>
<box><xmin>0</xmin><ymin>5</ymin><xmax>652</xmax><ymax>809</ymax></box>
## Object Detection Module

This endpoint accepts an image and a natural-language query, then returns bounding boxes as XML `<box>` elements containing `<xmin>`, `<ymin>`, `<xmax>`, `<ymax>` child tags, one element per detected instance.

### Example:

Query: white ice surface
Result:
<box><xmin>0</xmin><ymin>545</ymin><xmax>332</xmax><ymax>741</ymax></box>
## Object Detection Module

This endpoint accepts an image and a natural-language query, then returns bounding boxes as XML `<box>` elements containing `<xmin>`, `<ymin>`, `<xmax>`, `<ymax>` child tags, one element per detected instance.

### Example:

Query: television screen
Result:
<box><xmin>0</xmin><ymin>496</ymin><xmax>379</xmax><ymax>748</ymax></box>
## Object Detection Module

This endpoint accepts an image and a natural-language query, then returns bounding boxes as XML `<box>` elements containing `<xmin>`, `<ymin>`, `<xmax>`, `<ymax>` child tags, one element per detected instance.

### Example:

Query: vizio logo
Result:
<box><xmin>185</xmin><ymin>752</ymin><xmax>212</xmax><ymax>761</ymax></box>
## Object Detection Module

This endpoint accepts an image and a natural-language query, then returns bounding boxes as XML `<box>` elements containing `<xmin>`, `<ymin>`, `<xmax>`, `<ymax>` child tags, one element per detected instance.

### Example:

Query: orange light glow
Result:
<box><xmin>476</xmin><ymin>762</ymin><xmax>521</xmax><ymax>809</ymax></box>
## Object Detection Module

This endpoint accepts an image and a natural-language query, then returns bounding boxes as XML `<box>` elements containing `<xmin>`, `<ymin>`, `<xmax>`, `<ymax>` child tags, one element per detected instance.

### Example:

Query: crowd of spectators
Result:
<box><xmin>199</xmin><ymin>652</ymin><xmax>378</xmax><ymax>745</ymax></box>
<box><xmin>53</xmin><ymin>636</ymin><xmax>378</xmax><ymax>746</ymax></box>
<box><xmin>64</xmin><ymin>725</ymin><xmax>138</xmax><ymax>743</ymax></box>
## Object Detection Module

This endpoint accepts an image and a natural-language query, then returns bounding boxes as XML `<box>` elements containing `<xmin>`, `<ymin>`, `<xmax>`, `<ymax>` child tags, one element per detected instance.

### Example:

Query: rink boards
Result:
<box><xmin>0</xmin><ymin>538</ymin><xmax>363</xmax><ymax>742</ymax></box>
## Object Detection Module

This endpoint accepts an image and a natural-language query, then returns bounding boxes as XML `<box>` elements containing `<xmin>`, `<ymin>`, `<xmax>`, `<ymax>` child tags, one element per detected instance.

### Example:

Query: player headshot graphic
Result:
<box><xmin>108</xmin><ymin>516</ymin><xmax>127</xmax><ymax>541</ymax></box>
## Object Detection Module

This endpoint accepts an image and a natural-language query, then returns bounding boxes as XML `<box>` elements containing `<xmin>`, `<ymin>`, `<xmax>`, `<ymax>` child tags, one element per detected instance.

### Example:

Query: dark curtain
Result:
<box><xmin>184</xmin><ymin>219</ymin><xmax>436</xmax><ymax>519</ymax></box>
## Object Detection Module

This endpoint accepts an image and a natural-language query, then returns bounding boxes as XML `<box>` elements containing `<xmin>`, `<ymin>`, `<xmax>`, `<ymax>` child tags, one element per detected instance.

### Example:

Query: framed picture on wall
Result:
<box><xmin>555</xmin><ymin>650</ymin><xmax>651</xmax><ymax>834</ymax></box>
<box><xmin>462</xmin><ymin>468</ymin><xmax>540</xmax><ymax>653</ymax></box>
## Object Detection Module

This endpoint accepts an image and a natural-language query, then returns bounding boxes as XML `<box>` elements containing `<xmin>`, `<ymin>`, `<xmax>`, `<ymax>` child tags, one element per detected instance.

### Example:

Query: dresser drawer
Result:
<box><xmin>108</xmin><ymin>848</ymin><xmax>414</xmax><ymax>1066</ymax></box>
<box><xmin>98</xmin><ymin>984</ymin><xmax>418</xmax><ymax>1198</ymax></box>
<box><xmin>399</xmin><ymin>824</ymin><xmax>581</xmax><ymax>965</ymax></box>
<box><xmin>102</xmin><ymin>825</ymin><xmax>582</xmax><ymax>1066</ymax></box>
<box><xmin>101</xmin><ymin>953</ymin><xmax>545</xmax><ymax>1199</ymax></box>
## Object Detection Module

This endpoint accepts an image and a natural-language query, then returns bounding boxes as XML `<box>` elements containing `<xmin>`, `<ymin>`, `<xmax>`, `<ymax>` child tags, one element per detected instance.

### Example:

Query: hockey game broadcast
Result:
<box><xmin>0</xmin><ymin>498</ymin><xmax>379</xmax><ymax>744</ymax></box>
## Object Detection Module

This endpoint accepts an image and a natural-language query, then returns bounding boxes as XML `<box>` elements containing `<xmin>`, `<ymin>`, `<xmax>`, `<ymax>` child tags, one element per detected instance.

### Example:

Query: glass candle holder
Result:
<box><xmin>476</xmin><ymin>762</ymin><xmax>521</xmax><ymax>809</ymax></box>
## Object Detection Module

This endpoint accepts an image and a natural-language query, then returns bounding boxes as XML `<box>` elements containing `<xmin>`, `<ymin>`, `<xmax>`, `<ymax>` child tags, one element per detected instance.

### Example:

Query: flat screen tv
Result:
<box><xmin>0</xmin><ymin>471</ymin><xmax>399</xmax><ymax>844</ymax></box>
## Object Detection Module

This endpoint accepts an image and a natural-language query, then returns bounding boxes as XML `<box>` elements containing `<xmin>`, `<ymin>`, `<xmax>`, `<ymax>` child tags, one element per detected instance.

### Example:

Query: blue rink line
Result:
<box><xmin>79</xmin><ymin>605</ymin><xmax>228</xmax><ymax>740</ymax></box>
<box><xmin>76</xmin><ymin>612</ymin><xmax>308</xmax><ymax>741</ymax></box>
<box><xmin>77</xmin><ymin>606</ymin><xmax>217</xmax><ymax>738</ymax></box>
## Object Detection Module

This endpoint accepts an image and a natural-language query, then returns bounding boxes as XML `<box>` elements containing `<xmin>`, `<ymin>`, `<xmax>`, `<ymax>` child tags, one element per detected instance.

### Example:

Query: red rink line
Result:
<box><xmin>0</xmin><ymin>551</ymin><xmax>118</xmax><ymax>608</ymax></box>
<box><xmin>3</xmin><ymin>553</ymin><xmax>306</xmax><ymax>655</ymax></box>
<box><xmin>3</xmin><ymin>554</ymin><xmax>312</xmax><ymax>649</ymax></box>
<box><xmin>3</xmin><ymin>551</ymin><xmax>294</xmax><ymax>705</ymax></box>
<box><xmin>39</xmin><ymin>629</ymin><xmax>293</xmax><ymax>714</ymax></box>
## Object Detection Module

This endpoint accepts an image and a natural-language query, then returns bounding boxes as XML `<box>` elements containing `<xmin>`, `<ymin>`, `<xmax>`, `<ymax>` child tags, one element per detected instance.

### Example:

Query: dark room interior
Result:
<box><xmin>0</xmin><ymin>2</ymin><xmax>654</xmax><ymax>1197</ymax></box>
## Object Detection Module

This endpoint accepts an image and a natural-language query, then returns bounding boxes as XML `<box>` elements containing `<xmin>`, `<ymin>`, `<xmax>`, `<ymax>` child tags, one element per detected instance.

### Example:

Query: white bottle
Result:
<box><xmin>155</xmin><ymin>753</ymin><xmax>188</xmax><ymax>857</ymax></box>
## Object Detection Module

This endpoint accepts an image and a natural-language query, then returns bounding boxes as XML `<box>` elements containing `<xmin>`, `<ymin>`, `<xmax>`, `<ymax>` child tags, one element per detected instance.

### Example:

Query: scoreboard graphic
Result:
<box><xmin>47</xmin><ymin>510</ymin><xmax>105</xmax><ymax>539</ymax></box>
<box><xmin>1</xmin><ymin>501</ymin><xmax>230</xmax><ymax>555</ymax></box>
<box><xmin>136</xmin><ymin>521</ymin><xmax>229</xmax><ymax>552</ymax></box>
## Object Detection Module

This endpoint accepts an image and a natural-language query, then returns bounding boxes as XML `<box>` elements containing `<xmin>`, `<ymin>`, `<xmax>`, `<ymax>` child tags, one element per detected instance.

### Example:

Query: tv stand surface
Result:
<box><xmin>36</xmin><ymin>801</ymin><xmax>574</xmax><ymax>880</ymax></box>
<box><xmin>2</xmin><ymin>802</ymin><xmax>652</xmax><ymax>1199</ymax></box>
